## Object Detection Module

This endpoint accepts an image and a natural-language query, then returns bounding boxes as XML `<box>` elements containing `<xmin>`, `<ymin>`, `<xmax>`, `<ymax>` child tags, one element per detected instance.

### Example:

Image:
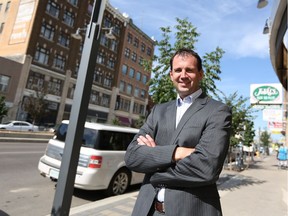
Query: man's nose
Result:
<box><xmin>180</xmin><ymin>70</ymin><xmax>188</xmax><ymax>77</ymax></box>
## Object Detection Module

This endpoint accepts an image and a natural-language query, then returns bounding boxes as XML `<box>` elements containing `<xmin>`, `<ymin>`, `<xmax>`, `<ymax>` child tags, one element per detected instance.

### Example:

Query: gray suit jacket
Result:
<box><xmin>125</xmin><ymin>92</ymin><xmax>232</xmax><ymax>216</ymax></box>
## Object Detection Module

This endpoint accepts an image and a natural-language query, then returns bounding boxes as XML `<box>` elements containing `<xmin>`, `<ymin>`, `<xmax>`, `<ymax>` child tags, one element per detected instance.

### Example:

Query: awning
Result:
<box><xmin>117</xmin><ymin>116</ymin><xmax>131</xmax><ymax>126</ymax></box>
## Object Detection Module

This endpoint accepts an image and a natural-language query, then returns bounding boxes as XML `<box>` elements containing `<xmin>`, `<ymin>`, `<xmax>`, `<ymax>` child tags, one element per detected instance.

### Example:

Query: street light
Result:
<box><xmin>71</xmin><ymin>26</ymin><xmax>116</xmax><ymax>40</ymax></box>
<box><xmin>257</xmin><ymin>0</ymin><xmax>268</xmax><ymax>9</ymax></box>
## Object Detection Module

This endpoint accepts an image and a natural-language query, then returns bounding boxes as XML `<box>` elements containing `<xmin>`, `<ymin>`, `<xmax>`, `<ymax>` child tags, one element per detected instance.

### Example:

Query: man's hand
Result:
<box><xmin>137</xmin><ymin>134</ymin><xmax>156</xmax><ymax>147</ymax></box>
<box><xmin>173</xmin><ymin>147</ymin><xmax>195</xmax><ymax>161</ymax></box>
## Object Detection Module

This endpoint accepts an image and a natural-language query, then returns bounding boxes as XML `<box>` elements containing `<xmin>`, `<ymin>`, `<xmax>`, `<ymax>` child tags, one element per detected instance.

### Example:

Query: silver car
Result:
<box><xmin>0</xmin><ymin>121</ymin><xmax>39</xmax><ymax>132</ymax></box>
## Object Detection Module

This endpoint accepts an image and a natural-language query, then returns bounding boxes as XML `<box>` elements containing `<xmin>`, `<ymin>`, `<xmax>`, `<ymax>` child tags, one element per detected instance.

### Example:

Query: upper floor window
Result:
<box><xmin>53</xmin><ymin>54</ymin><xmax>66</xmax><ymax>70</ymax></box>
<box><xmin>96</xmin><ymin>52</ymin><xmax>105</xmax><ymax>64</ymax></box>
<box><xmin>26</xmin><ymin>72</ymin><xmax>44</xmax><ymax>90</ymax></box>
<box><xmin>5</xmin><ymin>1</ymin><xmax>11</xmax><ymax>12</ymax></box>
<box><xmin>58</xmin><ymin>32</ymin><xmax>70</xmax><ymax>47</ymax></box>
<box><xmin>124</xmin><ymin>48</ymin><xmax>130</xmax><ymax>58</ymax></box>
<box><xmin>103</xmin><ymin>74</ymin><xmax>112</xmax><ymax>87</ymax></box>
<box><xmin>136</xmin><ymin>72</ymin><xmax>141</xmax><ymax>81</ymax></box>
<box><xmin>46</xmin><ymin>1</ymin><xmax>60</xmax><ymax>18</ymax></box>
<box><xmin>40</xmin><ymin>22</ymin><xmax>55</xmax><ymax>40</ymax></box>
<box><xmin>100</xmin><ymin>33</ymin><xmax>109</xmax><ymax>47</ymax></box>
<box><xmin>0</xmin><ymin>75</ymin><xmax>10</xmax><ymax>92</ymax></box>
<box><xmin>129</xmin><ymin>68</ymin><xmax>135</xmax><ymax>78</ymax></box>
<box><xmin>142</xmin><ymin>74</ymin><xmax>148</xmax><ymax>84</ymax></box>
<box><xmin>133</xmin><ymin>38</ymin><xmax>139</xmax><ymax>47</ymax></box>
<box><xmin>110</xmin><ymin>40</ymin><xmax>118</xmax><ymax>52</ymax></box>
<box><xmin>63</xmin><ymin>10</ymin><xmax>75</xmax><ymax>26</ymax></box>
<box><xmin>147</xmin><ymin>47</ymin><xmax>152</xmax><ymax>56</ymax></box>
<box><xmin>131</xmin><ymin>52</ymin><xmax>137</xmax><ymax>62</ymax></box>
<box><xmin>119</xmin><ymin>81</ymin><xmax>125</xmax><ymax>92</ymax></box>
<box><xmin>34</xmin><ymin>46</ymin><xmax>49</xmax><ymax>65</ymax></box>
<box><xmin>126</xmin><ymin>84</ymin><xmax>132</xmax><ymax>95</ymax></box>
<box><xmin>0</xmin><ymin>23</ymin><xmax>4</xmax><ymax>34</ymax></box>
<box><xmin>114</xmin><ymin>24</ymin><xmax>121</xmax><ymax>36</ymax></box>
<box><xmin>107</xmin><ymin>57</ymin><xmax>115</xmax><ymax>69</ymax></box>
<box><xmin>103</xmin><ymin>17</ymin><xmax>112</xmax><ymax>28</ymax></box>
<box><xmin>141</xmin><ymin>43</ymin><xmax>146</xmax><ymax>52</ymax></box>
<box><xmin>127</xmin><ymin>33</ymin><xmax>132</xmax><ymax>44</ymax></box>
<box><xmin>48</xmin><ymin>78</ymin><xmax>62</xmax><ymax>96</ymax></box>
<box><xmin>67</xmin><ymin>0</ymin><xmax>78</xmax><ymax>6</ymax></box>
<box><xmin>122</xmin><ymin>64</ymin><xmax>128</xmax><ymax>75</ymax></box>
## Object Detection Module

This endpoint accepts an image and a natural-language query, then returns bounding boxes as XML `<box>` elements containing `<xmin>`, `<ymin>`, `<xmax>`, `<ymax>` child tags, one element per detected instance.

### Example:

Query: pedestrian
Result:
<box><xmin>124</xmin><ymin>48</ymin><xmax>232</xmax><ymax>216</ymax></box>
<box><xmin>277</xmin><ymin>144</ymin><xmax>287</xmax><ymax>169</ymax></box>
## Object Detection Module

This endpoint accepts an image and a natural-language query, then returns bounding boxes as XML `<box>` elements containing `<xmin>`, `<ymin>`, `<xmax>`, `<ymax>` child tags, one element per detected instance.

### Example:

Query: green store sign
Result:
<box><xmin>253</xmin><ymin>85</ymin><xmax>279</xmax><ymax>101</ymax></box>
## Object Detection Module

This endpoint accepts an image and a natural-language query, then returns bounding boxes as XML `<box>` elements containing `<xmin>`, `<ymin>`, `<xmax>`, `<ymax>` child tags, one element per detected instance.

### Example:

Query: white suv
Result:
<box><xmin>38</xmin><ymin>120</ymin><xmax>144</xmax><ymax>196</ymax></box>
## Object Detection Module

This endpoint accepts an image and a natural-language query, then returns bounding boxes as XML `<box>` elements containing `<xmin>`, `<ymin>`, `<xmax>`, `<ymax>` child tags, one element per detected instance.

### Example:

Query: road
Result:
<box><xmin>0</xmin><ymin>142</ymin><xmax>108</xmax><ymax>216</ymax></box>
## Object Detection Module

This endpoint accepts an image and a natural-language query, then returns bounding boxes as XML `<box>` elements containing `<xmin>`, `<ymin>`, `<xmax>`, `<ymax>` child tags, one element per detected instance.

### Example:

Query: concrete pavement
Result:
<box><xmin>67</xmin><ymin>154</ymin><xmax>288</xmax><ymax>216</ymax></box>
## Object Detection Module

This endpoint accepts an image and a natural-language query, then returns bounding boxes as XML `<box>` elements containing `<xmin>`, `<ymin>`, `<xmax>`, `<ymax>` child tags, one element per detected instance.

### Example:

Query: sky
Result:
<box><xmin>109</xmin><ymin>0</ymin><xmax>282</xmax><ymax>140</ymax></box>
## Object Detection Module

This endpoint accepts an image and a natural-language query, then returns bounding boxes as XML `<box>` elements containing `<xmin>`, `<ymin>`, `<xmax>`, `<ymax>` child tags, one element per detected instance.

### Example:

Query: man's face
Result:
<box><xmin>170</xmin><ymin>54</ymin><xmax>204</xmax><ymax>98</ymax></box>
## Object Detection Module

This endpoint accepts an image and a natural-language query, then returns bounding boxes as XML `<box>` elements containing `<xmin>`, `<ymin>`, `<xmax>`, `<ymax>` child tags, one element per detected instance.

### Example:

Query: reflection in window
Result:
<box><xmin>0</xmin><ymin>75</ymin><xmax>10</xmax><ymax>92</ymax></box>
<box><xmin>34</xmin><ymin>46</ymin><xmax>49</xmax><ymax>65</ymax></box>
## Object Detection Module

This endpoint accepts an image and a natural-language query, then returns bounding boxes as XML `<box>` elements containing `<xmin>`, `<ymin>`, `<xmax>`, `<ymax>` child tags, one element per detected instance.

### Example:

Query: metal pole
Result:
<box><xmin>51</xmin><ymin>0</ymin><xmax>106</xmax><ymax>215</ymax></box>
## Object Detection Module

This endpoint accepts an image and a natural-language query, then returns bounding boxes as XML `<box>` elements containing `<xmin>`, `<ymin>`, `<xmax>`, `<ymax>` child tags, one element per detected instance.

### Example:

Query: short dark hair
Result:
<box><xmin>169</xmin><ymin>48</ymin><xmax>203</xmax><ymax>72</ymax></box>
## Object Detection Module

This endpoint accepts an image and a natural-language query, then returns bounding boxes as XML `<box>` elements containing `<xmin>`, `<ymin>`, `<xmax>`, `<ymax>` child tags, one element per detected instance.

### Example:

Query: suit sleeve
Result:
<box><xmin>150</xmin><ymin>104</ymin><xmax>232</xmax><ymax>188</ymax></box>
<box><xmin>124</xmin><ymin>105</ymin><xmax>177</xmax><ymax>173</ymax></box>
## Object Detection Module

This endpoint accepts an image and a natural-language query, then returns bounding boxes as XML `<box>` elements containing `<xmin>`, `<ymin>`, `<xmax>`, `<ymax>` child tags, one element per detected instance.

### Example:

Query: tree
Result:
<box><xmin>216</xmin><ymin>91</ymin><xmax>256</xmax><ymax>147</ymax></box>
<box><xmin>23</xmin><ymin>87</ymin><xmax>48</xmax><ymax>125</ymax></box>
<box><xmin>260</xmin><ymin>130</ymin><xmax>271</xmax><ymax>155</ymax></box>
<box><xmin>0</xmin><ymin>95</ymin><xmax>8</xmax><ymax>122</ymax></box>
<box><xmin>147</xmin><ymin>17</ymin><xmax>224</xmax><ymax>104</ymax></box>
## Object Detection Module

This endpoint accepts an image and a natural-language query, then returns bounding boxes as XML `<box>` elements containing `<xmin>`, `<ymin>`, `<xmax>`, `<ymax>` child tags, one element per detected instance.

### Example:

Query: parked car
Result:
<box><xmin>0</xmin><ymin>121</ymin><xmax>39</xmax><ymax>132</ymax></box>
<box><xmin>38</xmin><ymin>120</ymin><xmax>144</xmax><ymax>196</ymax></box>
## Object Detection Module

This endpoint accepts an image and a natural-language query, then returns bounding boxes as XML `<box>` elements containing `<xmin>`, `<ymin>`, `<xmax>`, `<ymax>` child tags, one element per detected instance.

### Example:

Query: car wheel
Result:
<box><xmin>105</xmin><ymin>168</ymin><xmax>131</xmax><ymax>196</ymax></box>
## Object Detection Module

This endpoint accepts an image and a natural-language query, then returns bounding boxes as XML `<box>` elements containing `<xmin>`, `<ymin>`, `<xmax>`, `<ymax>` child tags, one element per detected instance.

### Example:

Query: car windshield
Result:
<box><xmin>55</xmin><ymin>123</ymin><xmax>98</xmax><ymax>148</ymax></box>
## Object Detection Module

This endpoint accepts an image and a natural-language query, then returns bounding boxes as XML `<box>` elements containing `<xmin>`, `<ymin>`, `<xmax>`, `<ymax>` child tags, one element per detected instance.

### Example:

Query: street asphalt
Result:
<box><xmin>64</xmin><ymin>153</ymin><xmax>288</xmax><ymax>216</ymax></box>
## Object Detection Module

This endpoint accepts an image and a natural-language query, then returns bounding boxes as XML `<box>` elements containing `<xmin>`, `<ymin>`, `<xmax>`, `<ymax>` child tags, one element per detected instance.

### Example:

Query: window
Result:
<box><xmin>110</xmin><ymin>40</ymin><xmax>118</xmax><ymax>52</ymax></box>
<box><xmin>134</xmin><ymin>87</ymin><xmax>139</xmax><ymax>97</ymax></box>
<box><xmin>124</xmin><ymin>48</ymin><xmax>130</xmax><ymax>58</ymax></box>
<box><xmin>114</xmin><ymin>24</ymin><xmax>121</xmax><ymax>36</ymax></box>
<box><xmin>140</xmin><ymin>90</ymin><xmax>146</xmax><ymax>98</ymax></box>
<box><xmin>138</xmin><ymin>56</ymin><xmax>144</xmax><ymax>66</ymax></box>
<box><xmin>103</xmin><ymin>17</ymin><xmax>112</xmax><ymax>28</ymax></box>
<box><xmin>100</xmin><ymin>33</ymin><xmax>109</xmax><ymax>47</ymax></box>
<box><xmin>103</xmin><ymin>74</ymin><xmax>112</xmax><ymax>87</ymax></box>
<box><xmin>67</xmin><ymin>84</ymin><xmax>75</xmax><ymax>99</ymax></box>
<box><xmin>46</xmin><ymin>1</ymin><xmax>60</xmax><ymax>18</ymax></box>
<box><xmin>131</xmin><ymin>52</ymin><xmax>137</xmax><ymax>62</ymax></box>
<box><xmin>147</xmin><ymin>47</ymin><xmax>152</xmax><ymax>56</ymax></box>
<box><xmin>126</xmin><ymin>84</ymin><xmax>132</xmax><ymax>95</ymax></box>
<box><xmin>136</xmin><ymin>72</ymin><xmax>141</xmax><ymax>81</ymax></box>
<box><xmin>40</xmin><ymin>22</ymin><xmax>55</xmax><ymax>40</ymax></box>
<box><xmin>133</xmin><ymin>103</ymin><xmax>144</xmax><ymax>115</ymax></box>
<box><xmin>133</xmin><ymin>38</ymin><xmax>139</xmax><ymax>47</ymax></box>
<box><xmin>93</xmin><ymin>69</ymin><xmax>103</xmax><ymax>84</ymax></box>
<box><xmin>107</xmin><ymin>57</ymin><xmax>115</xmax><ymax>69</ymax></box>
<box><xmin>122</xmin><ymin>64</ymin><xmax>128</xmax><ymax>75</ymax></box>
<box><xmin>26</xmin><ymin>72</ymin><xmax>44</xmax><ymax>90</ymax></box>
<box><xmin>0</xmin><ymin>75</ymin><xmax>10</xmax><ymax>92</ymax></box>
<box><xmin>34</xmin><ymin>46</ymin><xmax>49</xmax><ymax>65</ymax></box>
<box><xmin>90</xmin><ymin>90</ymin><xmax>100</xmax><ymax>105</ymax></box>
<box><xmin>48</xmin><ymin>78</ymin><xmax>62</xmax><ymax>96</ymax></box>
<box><xmin>63</xmin><ymin>10</ymin><xmax>75</xmax><ymax>26</ymax></box>
<box><xmin>101</xmin><ymin>93</ymin><xmax>110</xmax><ymax>107</ymax></box>
<box><xmin>58</xmin><ymin>32</ymin><xmax>70</xmax><ymax>47</ymax></box>
<box><xmin>0</xmin><ymin>23</ymin><xmax>4</xmax><ymax>34</ymax></box>
<box><xmin>129</xmin><ymin>68</ymin><xmax>135</xmax><ymax>78</ymax></box>
<box><xmin>119</xmin><ymin>98</ymin><xmax>130</xmax><ymax>112</ymax></box>
<box><xmin>53</xmin><ymin>54</ymin><xmax>66</xmax><ymax>70</ymax></box>
<box><xmin>96</xmin><ymin>52</ymin><xmax>105</xmax><ymax>64</ymax></box>
<box><xmin>5</xmin><ymin>1</ymin><xmax>10</xmax><ymax>12</ymax></box>
<box><xmin>119</xmin><ymin>81</ymin><xmax>125</xmax><ymax>92</ymax></box>
<box><xmin>141</xmin><ymin>43</ymin><xmax>145</xmax><ymax>52</ymax></box>
<box><xmin>67</xmin><ymin>0</ymin><xmax>78</xmax><ymax>6</ymax></box>
<box><xmin>127</xmin><ymin>33</ymin><xmax>132</xmax><ymax>43</ymax></box>
<box><xmin>142</xmin><ymin>75</ymin><xmax>147</xmax><ymax>84</ymax></box>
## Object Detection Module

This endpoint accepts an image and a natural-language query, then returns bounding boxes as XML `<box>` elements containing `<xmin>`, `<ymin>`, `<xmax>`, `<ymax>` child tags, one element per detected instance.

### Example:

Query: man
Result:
<box><xmin>124</xmin><ymin>48</ymin><xmax>232</xmax><ymax>216</ymax></box>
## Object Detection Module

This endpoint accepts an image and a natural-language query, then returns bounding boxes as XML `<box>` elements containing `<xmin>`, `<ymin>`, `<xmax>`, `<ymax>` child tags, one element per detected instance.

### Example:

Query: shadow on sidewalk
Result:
<box><xmin>218</xmin><ymin>160</ymin><xmax>266</xmax><ymax>191</ymax></box>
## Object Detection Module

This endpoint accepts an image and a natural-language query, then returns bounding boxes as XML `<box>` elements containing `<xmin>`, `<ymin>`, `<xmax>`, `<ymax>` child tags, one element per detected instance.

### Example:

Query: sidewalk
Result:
<box><xmin>68</xmin><ymin>154</ymin><xmax>287</xmax><ymax>216</ymax></box>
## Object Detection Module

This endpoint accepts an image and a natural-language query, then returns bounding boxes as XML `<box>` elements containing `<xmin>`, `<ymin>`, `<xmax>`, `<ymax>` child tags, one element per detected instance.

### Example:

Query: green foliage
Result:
<box><xmin>112</xmin><ymin>117</ymin><xmax>120</xmax><ymax>125</ymax></box>
<box><xmin>0</xmin><ymin>95</ymin><xmax>8</xmax><ymax>120</ymax></box>
<box><xmin>216</xmin><ymin>91</ymin><xmax>256</xmax><ymax>146</ymax></box>
<box><xmin>260</xmin><ymin>130</ymin><xmax>271</xmax><ymax>155</ymax></box>
<box><xmin>147</xmin><ymin>17</ymin><xmax>224</xmax><ymax>104</ymax></box>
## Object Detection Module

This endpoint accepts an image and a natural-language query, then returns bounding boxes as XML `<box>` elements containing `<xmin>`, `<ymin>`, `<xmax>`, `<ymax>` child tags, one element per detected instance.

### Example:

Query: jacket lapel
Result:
<box><xmin>170</xmin><ymin>92</ymin><xmax>209</xmax><ymax>145</ymax></box>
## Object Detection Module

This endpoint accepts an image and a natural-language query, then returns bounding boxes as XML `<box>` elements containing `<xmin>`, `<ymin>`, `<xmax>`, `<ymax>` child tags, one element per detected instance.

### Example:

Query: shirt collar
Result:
<box><xmin>176</xmin><ymin>89</ymin><xmax>202</xmax><ymax>107</ymax></box>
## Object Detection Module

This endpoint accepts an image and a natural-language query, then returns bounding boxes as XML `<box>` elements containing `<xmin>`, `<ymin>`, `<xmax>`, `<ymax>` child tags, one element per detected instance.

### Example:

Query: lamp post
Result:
<box><xmin>51</xmin><ymin>0</ymin><xmax>107</xmax><ymax>215</ymax></box>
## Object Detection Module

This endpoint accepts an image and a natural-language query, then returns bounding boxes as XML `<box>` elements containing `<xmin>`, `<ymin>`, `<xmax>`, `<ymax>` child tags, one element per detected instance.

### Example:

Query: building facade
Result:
<box><xmin>0</xmin><ymin>0</ymin><xmax>154</xmax><ymax>127</ymax></box>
